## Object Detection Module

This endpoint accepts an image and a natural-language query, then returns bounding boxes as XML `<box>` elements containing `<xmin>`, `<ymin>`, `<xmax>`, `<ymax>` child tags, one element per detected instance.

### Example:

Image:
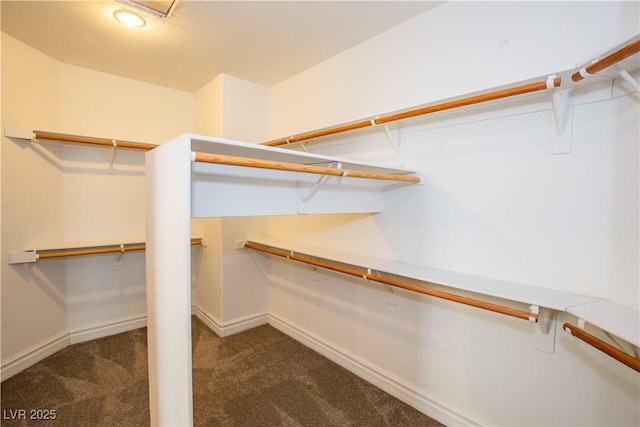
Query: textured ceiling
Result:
<box><xmin>1</xmin><ymin>1</ymin><xmax>442</xmax><ymax>92</ymax></box>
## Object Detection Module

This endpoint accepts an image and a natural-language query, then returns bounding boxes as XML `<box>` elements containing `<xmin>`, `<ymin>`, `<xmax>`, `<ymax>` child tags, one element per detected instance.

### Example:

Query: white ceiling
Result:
<box><xmin>1</xmin><ymin>1</ymin><xmax>442</xmax><ymax>92</ymax></box>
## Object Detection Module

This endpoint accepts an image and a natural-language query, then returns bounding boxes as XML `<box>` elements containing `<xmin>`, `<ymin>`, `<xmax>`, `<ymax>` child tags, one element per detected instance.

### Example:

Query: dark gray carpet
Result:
<box><xmin>1</xmin><ymin>317</ymin><xmax>443</xmax><ymax>426</ymax></box>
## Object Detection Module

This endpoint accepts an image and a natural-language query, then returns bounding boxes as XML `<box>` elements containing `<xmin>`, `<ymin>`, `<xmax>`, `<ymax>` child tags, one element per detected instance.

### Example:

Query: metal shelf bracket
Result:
<box><xmin>549</xmin><ymin>82</ymin><xmax>574</xmax><ymax>154</ymax></box>
<box><xmin>301</xmin><ymin>162</ymin><xmax>341</xmax><ymax>203</ymax></box>
<box><xmin>616</xmin><ymin>66</ymin><xmax>640</xmax><ymax>95</ymax></box>
<box><xmin>533</xmin><ymin>305</ymin><xmax>557</xmax><ymax>354</ymax></box>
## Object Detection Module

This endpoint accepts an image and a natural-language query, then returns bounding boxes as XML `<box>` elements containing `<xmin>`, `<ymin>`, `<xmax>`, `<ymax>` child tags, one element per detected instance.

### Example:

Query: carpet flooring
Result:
<box><xmin>1</xmin><ymin>317</ymin><xmax>443</xmax><ymax>426</ymax></box>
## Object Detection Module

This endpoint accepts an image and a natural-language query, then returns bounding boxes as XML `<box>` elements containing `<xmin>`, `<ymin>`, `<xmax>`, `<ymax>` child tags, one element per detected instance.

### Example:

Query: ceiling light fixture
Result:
<box><xmin>114</xmin><ymin>9</ymin><xmax>146</xmax><ymax>28</ymax></box>
<box><xmin>116</xmin><ymin>0</ymin><xmax>178</xmax><ymax>21</ymax></box>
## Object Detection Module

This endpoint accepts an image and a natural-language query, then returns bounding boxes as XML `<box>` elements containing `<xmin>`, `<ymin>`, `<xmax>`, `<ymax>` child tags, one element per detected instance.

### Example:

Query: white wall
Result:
<box><xmin>194</xmin><ymin>74</ymin><xmax>223</xmax><ymax>138</ymax></box>
<box><xmin>193</xmin><ymin>74</ymin><xmax>224</xmax><ymax>321</ymax></box>
<box><xmin>270</xmin><ymin>1</ymin><xmax>639</xmax><ymax>138</ymax></box>
<box><xmin>194</xmin><ymin>73</ymin><xmax>268</xmax><ymax>143</ymax></box>
<box><xmin>58</xmin><ymin>63</ymin><xmax>193</xmax><ymax>334</ymax></box>
<box><xmin>218</xmin><ymin>75</ymin><xmax>269</xmax><ymax>326</ymax></box>
<box><xmin>193</xmin><ymin>74</ymin><xmax>270</xmax><ymax>334</ymax></box>
<box><xmin>220</xmin><ymin>74</ymin><xmax>269</xmax><ymax>144</ymax></box>
<box><xmin>266</xmin><ymin>2</ymin><xmax>639</xmax><ymax>426</ymax></box>
<box><xmin>1</xmin><ymin>33</ymin><xmax>194</xmax><ymax>376</ymax></box>
<box><xmin>1</xmin><ymin>42</ymin><xmax>269</xmax><ymax>377</ymax></box>
<box><xmin>2</xmin><ymin>33</ymin><xmax>66</xmax><ymax>373</ymax></box>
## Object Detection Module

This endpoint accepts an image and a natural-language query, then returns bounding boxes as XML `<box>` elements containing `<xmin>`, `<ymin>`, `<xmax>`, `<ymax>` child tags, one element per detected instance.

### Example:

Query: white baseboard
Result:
<box><xmin>2</xmin><ymin>306</ymin><xmax>475</xmax><ymax>426</ymax></box>
<box><xmin>267</xmin><ymin>312</ymin><xmax>477</xmax><ymax>427</ymax></box>
<box><xmin>2</xmin><ymin>308</ymin><xmax>269</xmax><ymax>381</ymax></box>
<box><xmin>193</xmin><ymin>304</ymin><xmax>268</xmax><ymax>337</ymax></box>
<box><xmin>1</xmin><ymin>332</ymin><xmax>69</xmax><ymax>382</ymax></box>
<box><xmin>69</xmin><ymin>314</ymin><xmax>147</xmax><ymax>344</ymax></box>
<box><xmin>1</xmin><ymin>314</ymin><xmax>147</xmax><ymax>382</ymax></box>
<box><xmin>193</xmin><ymin>304</ymin><xmax>223</xmax><ymax>336</ymax></box>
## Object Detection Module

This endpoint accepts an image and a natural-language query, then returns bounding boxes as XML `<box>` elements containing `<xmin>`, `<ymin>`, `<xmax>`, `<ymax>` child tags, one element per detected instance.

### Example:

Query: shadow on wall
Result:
<box><xmin>10</xmin><ymin>261</ymin><xmax>66</xmax><ymax>310</ymax></box>
<box><xmin>6</xmin><ymin>137</ymin><xmax>145</xmax><ymax>177</ymax></box>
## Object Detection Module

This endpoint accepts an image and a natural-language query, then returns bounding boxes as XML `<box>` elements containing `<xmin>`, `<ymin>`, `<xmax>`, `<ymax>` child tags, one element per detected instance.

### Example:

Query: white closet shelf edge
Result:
<box><xmin>245</xmin><ymin>237</ymin><xmax>600</xmax><ymax>312</ymax></box>
<box><xmin>246</xmin><ymin>237</ymin><xmax>639</xmax><ymax>348</ymax></box>
<box><xmin>7</xmin><ymin>237</ymin><xmax>205</xmax><ymax>264</ymax></box>
<box><xmin>567</xmin><ymin>300</ymin><xmax>639</xmax><ymax>348</ymax></box>
<box><xmin>188</xmin><ymin>134</ymin><xmax>417</xmax><ymax>175</ymax></box>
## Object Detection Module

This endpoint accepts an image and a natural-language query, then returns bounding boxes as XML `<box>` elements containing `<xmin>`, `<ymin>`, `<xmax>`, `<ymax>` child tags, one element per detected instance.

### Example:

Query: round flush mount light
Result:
<box><xmin>114</xmin><ymin>9</ymin><xmax>146</xmax><ymax>28</ymax></box>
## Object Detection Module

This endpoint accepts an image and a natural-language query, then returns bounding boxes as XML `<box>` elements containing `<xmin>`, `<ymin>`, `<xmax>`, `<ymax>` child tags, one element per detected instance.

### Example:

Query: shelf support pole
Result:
<box><xmin>146</xmin><ymin>140</ymin><xmax>194</xmax><ymax>426</ymax></box>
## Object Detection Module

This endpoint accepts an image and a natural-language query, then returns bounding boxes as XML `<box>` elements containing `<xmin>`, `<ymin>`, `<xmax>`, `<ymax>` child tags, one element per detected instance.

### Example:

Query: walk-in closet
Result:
<box><xmin>1</xmin><ymin>1</ymin><xmax>639</xmax><ymax>426</ymax></box>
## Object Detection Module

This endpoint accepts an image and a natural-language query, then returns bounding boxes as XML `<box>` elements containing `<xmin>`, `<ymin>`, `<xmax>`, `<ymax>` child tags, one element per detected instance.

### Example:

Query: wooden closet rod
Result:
<box><xmin>572</xmin><ymin>39</ymin><xmax>640</xmax><ymax>82</ymax></box>
<box><xmin>38</xmin><ymin>244</ymin><xmax>146</xmax><ymax>259</ymax></box>
<box><xmin>264</xmin><ymin>77</ymin><xmax>561</xmax><ymax>147</ymax></box>
<box><xmin>192</xmin><ymin>152</ymin><xmax>421</xmax><ymax>184</ymax></box>
<box><xmin>563</xmin><ymin>323</ymin><xmax>640</xmax><ymax>373</ymax></box>
<box><xmin>243</xmin><ymin>242</ymin><xmax>538</xmax><ymax>323</ymax></box>
<box><xmin>38</xmin><ymin>238</ymin><xmax>203</xmax><ymax>260</ymax></box>
<box><xmin>34</xmin><ymin>131</ymin><xmax>157</xmax><ymax>151</ymax></box>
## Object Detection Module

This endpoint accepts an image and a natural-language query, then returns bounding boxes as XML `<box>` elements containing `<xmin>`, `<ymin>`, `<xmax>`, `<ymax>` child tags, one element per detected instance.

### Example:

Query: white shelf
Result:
<box><xmin>567</xmin><ymin>300</ymin><xmax>639</xmax><ymax>348</ymax></box>
<box><xmin>247</xmin><ymin>238</ymin><xmax>639</xmax><ymax>348</ymax></box>
<box><xmin>184</xmin><ymin>134</ymin><xmax>420</xmax><ymax>217</ymax></box>
<box><xmin>8</xmin><ymin>237</ymin><xmax>205</xmax><ymax>264</ymax></box>
<box><xmin>190</xmin><ymin>135</ymin><xmax>413</xmax><ymax>175</ymax></box>
<box><xmin>28</xmin><ymin>237</ymin><xmax>147</xmax><ymax>252</ymax></box>
<box><xmin>246</xmin><ymin>237</ymin><xmax>601</xmax><ymax>312</ymax></box>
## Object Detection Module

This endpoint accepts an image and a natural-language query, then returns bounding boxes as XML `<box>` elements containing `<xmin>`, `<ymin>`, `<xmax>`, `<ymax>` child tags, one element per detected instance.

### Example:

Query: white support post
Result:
<box><xmin>145</xmin><ymin>137</ymin><xmax>194</xmax><ymax>426</ymax></box>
